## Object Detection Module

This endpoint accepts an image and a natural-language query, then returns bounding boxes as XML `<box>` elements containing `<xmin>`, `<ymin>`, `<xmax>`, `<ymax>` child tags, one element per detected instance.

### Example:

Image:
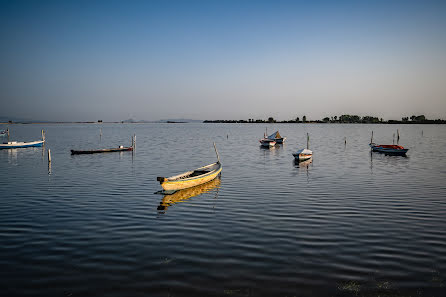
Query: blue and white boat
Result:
<box><xmin>0</xmin><ymin>130</ymin><xmax>45</xmax><ymax>149</ymax></box>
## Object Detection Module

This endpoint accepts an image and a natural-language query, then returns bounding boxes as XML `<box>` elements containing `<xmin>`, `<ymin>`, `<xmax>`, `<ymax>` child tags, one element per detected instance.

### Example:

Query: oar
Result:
<box><xmin>213</xmin><ymin>142</ymin><xmax>220</xmax><ymax>163</ymax></box>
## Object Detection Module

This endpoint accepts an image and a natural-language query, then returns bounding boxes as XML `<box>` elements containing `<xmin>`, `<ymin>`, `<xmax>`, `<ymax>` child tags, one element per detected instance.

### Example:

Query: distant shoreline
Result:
<box><xmin>1</xmin><ymin>121</ymin><xmax>445</xmax><ymax>125</ymax></box>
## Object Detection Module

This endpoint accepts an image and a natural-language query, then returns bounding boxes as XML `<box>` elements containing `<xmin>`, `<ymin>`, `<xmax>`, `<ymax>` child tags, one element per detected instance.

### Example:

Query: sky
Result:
<box><xmin>1</xmin><ymin>0</ymin><xmax>446</xmax><ymax>122</ymax></box>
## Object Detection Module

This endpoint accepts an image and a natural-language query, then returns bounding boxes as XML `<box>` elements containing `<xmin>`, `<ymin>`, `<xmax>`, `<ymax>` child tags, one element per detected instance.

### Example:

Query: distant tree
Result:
<box><xmin>402</xmin><ymin>117</ymin><xmax>409</xmax><ymax>122</ymax></box>
<box><xmin>268</xmin><ymin>117</ymin><xmax>275</xmax><ymax>123</ymax></box>
<box><xmin>334</xmin><ymin>116</ymin><xmax>337</xmax><ymax>121</ymax></box>
<box><xmin>295</xmin><ymin>116</ymin><xmax>299</xmax><ymax>122</ymax></box>
<box><xmin>322</xmin><ymin>117</ymin><xmax>330</xmax><ymax>122</ymax></box>
<box><xmin>410</xmin><ymin>115</ymin><xmax>416</xmax><ymax>121</ymax></box>
<box><xmin>415</xmin><ymin>115</ymin><xmax>426</xmax><ymax>121</ymax></box>
<box><xmin>362</xmin><ymin>116</ymin><xmax>379</xmax><ymax>123</ymax></box>
<box><xmin>302</xmin><ymin>115</ymin><xmax>307</xmax><ymax>122</ymax></box>
<box><xmin>98</xmin><ymin>120</ymin><xmax>103</xmax><ymax>123</ymax></box>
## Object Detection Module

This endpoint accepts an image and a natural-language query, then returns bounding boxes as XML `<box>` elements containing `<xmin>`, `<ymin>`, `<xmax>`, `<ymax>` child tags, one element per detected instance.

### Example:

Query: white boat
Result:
<box><xmin>0</xmin><ymin>140</ymin><xmax>45</xmax><ymax>149</ymax></box>
<box><xmin>292</xmin><ymin>133</ymin><xmax>313</xmax><ymax>161</ymax></box>
<box><xmin>292</xmin><ymin>148</ymin><xmax>313</xmax><ymax>161</ymax></box>
<box><xmin>267</xmin><ymin>131</ymin><xmax>286</xmax><ymax>144</ymax></box>
<box><xmin>259</xmin><ymin>138</ymin><xmax>276</xmax><ymax>147</ymax></box>
<box><xmin>0</xmin><ymin>129</ymin><xmax>45</xmax><ymax>149</ymax></box>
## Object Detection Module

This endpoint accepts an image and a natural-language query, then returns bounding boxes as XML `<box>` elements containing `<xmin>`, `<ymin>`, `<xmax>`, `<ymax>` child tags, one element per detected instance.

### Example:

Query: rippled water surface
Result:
<box><xmin>1</xmin><ymin>123</ymin><xmax>445</xmax><ymax>296</ymax></box>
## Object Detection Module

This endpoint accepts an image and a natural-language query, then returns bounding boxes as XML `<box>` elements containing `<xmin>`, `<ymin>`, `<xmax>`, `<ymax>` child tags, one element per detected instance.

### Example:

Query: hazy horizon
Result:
<box><xmin>1</xmin><ymin>0</ymin><xmax>446</xmax><ymax>122</ymax></box>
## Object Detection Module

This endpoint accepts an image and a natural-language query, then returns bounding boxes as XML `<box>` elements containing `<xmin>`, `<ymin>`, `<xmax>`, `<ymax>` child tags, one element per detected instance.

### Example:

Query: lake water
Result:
<box><xmin>1</xmin><ymin>123</ymin><xmax>445</xmax><ymax>296</ymax></box>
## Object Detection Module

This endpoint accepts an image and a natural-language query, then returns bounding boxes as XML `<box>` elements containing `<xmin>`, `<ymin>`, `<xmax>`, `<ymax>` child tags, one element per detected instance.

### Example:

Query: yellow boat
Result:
<box><xmin>157</xmin><ymin>178</ymin><xmax>221</xmax><ymax>211</ymax></box>
<box><xmin>157</xmin><ymin>143</ymin><xmax>222</xmax><ymax>191</ymax></box>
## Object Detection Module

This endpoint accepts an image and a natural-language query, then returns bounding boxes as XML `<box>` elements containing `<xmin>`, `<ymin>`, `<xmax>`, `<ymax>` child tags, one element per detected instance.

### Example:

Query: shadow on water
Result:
<box><xmin>157</xmin><ymin>178</ymin><xmax>221</xmax><ymax>213</ymax></box>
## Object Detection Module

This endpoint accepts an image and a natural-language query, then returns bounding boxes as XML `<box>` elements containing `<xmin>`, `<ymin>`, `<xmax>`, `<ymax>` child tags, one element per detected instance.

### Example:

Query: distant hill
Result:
<box><xmin>121</xmin><ymin>118</ymin><xmax>202</xmax><ymax>123</ymax></box>
<box><xmin>158</xmin><ymin>119</ymin><xmax>202</xmax><ymax>123</ymax></box>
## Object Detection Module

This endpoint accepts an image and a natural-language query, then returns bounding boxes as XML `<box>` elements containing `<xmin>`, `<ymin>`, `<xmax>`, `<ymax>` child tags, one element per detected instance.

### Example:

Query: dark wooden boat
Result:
<box><xmin>71</xmin><ymin>146</ymin><xmax>133</xmax><ymax>155</ymax></box>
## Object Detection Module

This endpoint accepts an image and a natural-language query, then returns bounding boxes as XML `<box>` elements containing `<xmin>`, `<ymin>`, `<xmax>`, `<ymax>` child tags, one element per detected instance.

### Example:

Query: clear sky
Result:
<box><xmin>1</xmin><ymin>0</ymin><xmax>446</xmax><ymax>121</ymax></box>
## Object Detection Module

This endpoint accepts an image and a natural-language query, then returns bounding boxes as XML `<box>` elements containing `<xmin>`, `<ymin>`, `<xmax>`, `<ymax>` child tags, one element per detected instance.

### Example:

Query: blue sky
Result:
<box><xmin>1</xmin><ymin>0</ymin><xmax>446</xmax><ymax>121</ymax></box>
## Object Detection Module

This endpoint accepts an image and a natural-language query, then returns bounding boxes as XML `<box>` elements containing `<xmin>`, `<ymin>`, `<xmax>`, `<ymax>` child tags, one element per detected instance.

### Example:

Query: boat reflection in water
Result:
<box><xmin>157</xmin><ymin>178</ymin><xmax>221</xmax><ymax>213</ymax></box>
<box><xmin>294</xmin><ymin>157</ymin><xmax>313</xmax><ymax>172</ymax></box>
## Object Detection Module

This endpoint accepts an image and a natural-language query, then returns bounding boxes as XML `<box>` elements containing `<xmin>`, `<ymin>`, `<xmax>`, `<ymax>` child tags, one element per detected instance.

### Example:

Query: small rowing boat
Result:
<box><xmin>0</xmin><ymin>129</ymin><xmax>45</xmax><ymax>149</ymax></box>
<box><xmin>369</xmin><ymin>143</ymin><xmax>408</xmax><ymax>155</ymax></box>
<box><xmin>157</xmin><ymin>143</ymin><xmax>222</xmax><ymax>191</ymax></box>
<box><xmin>292</xmin><ymin>133</ymin><xmax>312</xmax><ymax>161</ymax></box>
<box><xmin>71</xmin><ymin>135</ymin><xmax>135</xmax><ymax>155</ymax></box>
<box><xmin>0</xmin><ymin>140</ymin><xmax>44</xmax><ymax>149</ymax></box>
<box><xmin>292</xmin><ymin>148</ymin><xmax>313</xmax><ymax>161</ymax></box>
<box><xmin>259</xmin><ymin>138</ymin><xmax>276</xmax><ymax>147</ymax></box>
<box><xmin>71</xmin><ymin>146</ymin><xmax>133</xmax><ymax>154</ymax></box>
<box><xmin>369</xmin><ymin>131</ymin><xmax>408</xmax><ymax>155</ymax></box>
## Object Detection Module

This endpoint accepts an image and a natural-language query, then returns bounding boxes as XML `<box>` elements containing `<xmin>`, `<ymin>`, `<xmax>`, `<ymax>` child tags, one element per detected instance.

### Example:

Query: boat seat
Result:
<box><xmin>189</xmin><ymin>170</ymin><xmax>210</xmax><ymax>177</ymax></box>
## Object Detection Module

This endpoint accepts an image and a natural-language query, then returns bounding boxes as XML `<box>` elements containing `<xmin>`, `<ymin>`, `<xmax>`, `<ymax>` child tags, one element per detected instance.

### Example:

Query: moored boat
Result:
<box><xmin>71</xmin><ymin>146</ymin><xmax>133</xmax><ymax>154</ymax></box>
<box><xmin>292</xmin><ymin>148</ymin><xmax>313</xmax><ymax>161</ymax></box>
<box><xmin>71</xmin><ymin>134</ymin><xmax>135</xmax><ymax>155</ymax></box>
<box><xmin>259</xmin><ymin>138</ymin><xmax>276</xmax><ymax>147</ymax></box>
<box><xmin>0</xmin><ymin>129</ymin><xmax>45</xmax><ymax>149</ymax></box>
<box><xmin>0</xmin><ymin>140</ymin><xmax>44</xmax><ymax>149</ymax></box>
<box><xmin>369</xmin><ymin>131</ymin><xmax>408</xmax><ymax>155</ymax></box>
<box><xmin>157</xmin><ymin>143</ymin><xmax>222</xmax><ymax>191</ymax></box>
<box><xmin>369</xmin><ymin>143</ymin><xmax>408</xmax><ymax>155</ymax></box>
<box><xmin>292</xmin><ymin>133</ymin><xmax>312</xmax><ymax>161</ymax></box>
<box><xmin>267</xmin><ymin>131</ymin><xmax>286</xmax><ymax>144</ymax></box>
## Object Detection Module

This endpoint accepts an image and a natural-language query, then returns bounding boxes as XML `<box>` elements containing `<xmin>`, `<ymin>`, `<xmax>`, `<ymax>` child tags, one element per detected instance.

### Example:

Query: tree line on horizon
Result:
<box><xmin>203</xmin><ymin>114</ymin><xmax>446</xmax><ymax>124</ymax></box>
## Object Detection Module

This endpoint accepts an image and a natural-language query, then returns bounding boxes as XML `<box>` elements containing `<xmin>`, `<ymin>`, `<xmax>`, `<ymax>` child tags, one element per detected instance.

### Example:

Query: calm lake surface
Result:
<box><xmin>1</xmin><ymin>123</ymin><xmax>445</xmax><ymax>296</ymax></box>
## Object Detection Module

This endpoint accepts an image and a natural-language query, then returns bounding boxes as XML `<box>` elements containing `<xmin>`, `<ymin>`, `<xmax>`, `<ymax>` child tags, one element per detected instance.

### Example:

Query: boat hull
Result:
<box><xmin>293</xmin><ymin>154</ymin><xmax>312</xmax><ymax>161</ymax></box>
<box><xmin>71</xmin><ymin>147</ymin><xmax>133</xmax><ymax>154</ymax></box>
<box><xmin>260</xmin><ymin>139</ymin><xmax>276</xmax><ymax>147</ymax></box>
<box><xmin>159</xmin><ymin>162</ymin><xmax>222</xmax><ymax>191</ymax></box>
<box><xmin>0</xmin><ymin>140</ymin><xmax>44</xmax><ymax>149</ymax></box>
<box><xmin>369</xmin><ymin>144</ymin><xmax>408</xmax><ymax>155</ymax></box>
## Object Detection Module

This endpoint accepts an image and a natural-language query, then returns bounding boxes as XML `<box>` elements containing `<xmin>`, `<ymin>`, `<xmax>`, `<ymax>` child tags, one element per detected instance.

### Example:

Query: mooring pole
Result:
<box><xmin>213</xmin><ymin>142</ymin><xmax>220</xmax><ymax>163</ymax></box>
<box><xmin>397</xmin><ymin>129</ymin><xmax>400</xmax><ymax>145</ymax></box>
<box><xmin>48</xmin><ymin>149</ymin><xmax>51</xmax><ymax>163</ymax></box>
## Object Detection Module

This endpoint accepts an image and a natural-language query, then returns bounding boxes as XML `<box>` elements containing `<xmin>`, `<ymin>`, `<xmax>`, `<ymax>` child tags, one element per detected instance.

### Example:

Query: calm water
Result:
<box><xmin>1</xmin><ymin>123</ymin><xmax>445</xmax><ymax>296</ymax></box>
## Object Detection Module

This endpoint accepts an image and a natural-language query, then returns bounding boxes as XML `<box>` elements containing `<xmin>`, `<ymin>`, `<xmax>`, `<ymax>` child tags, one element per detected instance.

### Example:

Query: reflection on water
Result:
<box><xmin>1</xmin><ymin>123</ymin><xmax>446</xmax><ymax>297</ymax></box>
<box><xmin>157</xmin><ymin>178</ymin><xmax>221</xmax><ymax>213</ymax></box>
<box><xmin>294</xmin><ymin>157</ymin><xmax>312</xmax><ymax>169</ymax></box>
